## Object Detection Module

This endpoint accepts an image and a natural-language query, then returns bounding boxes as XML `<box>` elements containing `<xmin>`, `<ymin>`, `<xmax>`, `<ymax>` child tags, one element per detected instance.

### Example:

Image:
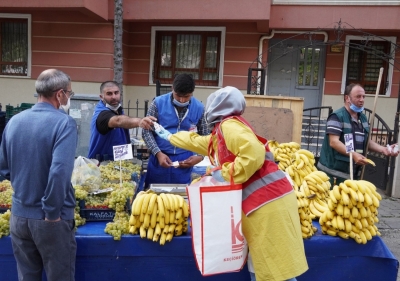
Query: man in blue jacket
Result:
<box><xmin>88</xmin><ymin>81</ymin><xmax>155</xmax><ymax>161</ymax></box>
<box><xmin>143</xmin><ymin>74</ymin><xmax>209</xmax><ymax>187</ymax></box>
<box><xmin>0</xmin><ymin>69</ymin><xmax>77</xmax><ymax>281</ymax></box>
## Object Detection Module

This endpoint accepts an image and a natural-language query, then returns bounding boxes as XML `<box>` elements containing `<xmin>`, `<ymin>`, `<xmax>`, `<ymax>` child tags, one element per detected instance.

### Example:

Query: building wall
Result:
<box><xmin>124</xmin><ymin>21</ymin><xmax>262</xmax><ymax>90</ymax></box>
<box><xmin>1</xmin><ymin>14</ymin><xmax>264</xmax><ymax>109</ymax></box>
<box><xmin>1</xmin><ymin>8</ymin><xmax>400</xmax><ymax>126</ymax></box>
<box><xmin>1</xmin><ymin>10</ymin><xmax>113</xmax><ymax>107</ymax></box>
<box><xmin>30</xmin><ymin>11</ymin><xmax>115</xmax><ymax>82</ymax></box>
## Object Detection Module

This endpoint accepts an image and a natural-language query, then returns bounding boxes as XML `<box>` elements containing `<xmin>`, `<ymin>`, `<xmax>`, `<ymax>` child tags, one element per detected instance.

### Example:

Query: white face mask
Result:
<box><xmin>105</xmin><ymin>102</ymin><xmax>121</xmax><ymax>111</ymax></box>
<box><xmin>60</xmin><ymin>97</ymin><xmax>70</xmax><ymax>113</ymax></box>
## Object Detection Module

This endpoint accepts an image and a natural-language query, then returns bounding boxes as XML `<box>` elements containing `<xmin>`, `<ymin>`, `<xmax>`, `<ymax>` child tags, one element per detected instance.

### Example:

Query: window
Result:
<box><xmin>0</xmin><ymin>15</ymin><xmax>30</xmax><ymax>77</ymax></box>
<box><xmin>341</xmin><ymin>36</ymin><xmax>396</xmax><ymax>96</ymax></box>
<box><xmin>297</xmin><ymin>47</ymin><xmax>320</xmax><ymax>87</ymax></box>
<box><xmin>346</xmin><ymin>40</ymin><xmax>390</xmax><ymax>95</ymax></box>
<box><xmin>150</xmin><ymin>27</ymin><xmax>225</xmax><ymax>87</ymax></box>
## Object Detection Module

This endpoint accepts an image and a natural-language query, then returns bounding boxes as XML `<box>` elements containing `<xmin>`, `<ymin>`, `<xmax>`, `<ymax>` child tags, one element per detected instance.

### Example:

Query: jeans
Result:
<box><xmin>250</xmin><ymin>272</ymin><xmax>297</xmax><ymax>281</ymax></box>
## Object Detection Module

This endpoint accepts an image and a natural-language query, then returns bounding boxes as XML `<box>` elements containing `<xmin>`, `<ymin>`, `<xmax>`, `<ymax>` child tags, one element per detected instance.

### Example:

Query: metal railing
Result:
<box><xmin>301</xmin><ymin>106</ymin><xmax>333</xmax><ymax>161</ymax></box>
<box><xmin>126</xmin><ymin>99</ymin><xmax>149</xmax><ymax>119</ymax></box>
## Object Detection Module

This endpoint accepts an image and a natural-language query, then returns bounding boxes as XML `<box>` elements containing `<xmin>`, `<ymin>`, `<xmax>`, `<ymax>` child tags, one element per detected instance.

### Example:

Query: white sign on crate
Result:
<box><xmin>344</xmin><ymin>133</ymin><xmax>354</xmax><ymax>153</ymax></box>
<box><xmin>113</xmin><ymin>144</ymin><xmax>133</xmax><ymax>161</ymax></box>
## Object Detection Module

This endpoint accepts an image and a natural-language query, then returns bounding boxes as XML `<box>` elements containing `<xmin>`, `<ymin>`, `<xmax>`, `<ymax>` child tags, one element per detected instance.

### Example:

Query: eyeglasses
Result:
<box><xmin>53</xmin><ymin>88</ymin><xmax>74</xmax><ymax>98</ymax></box>
<box><xmin>63</xmin><ymin>90</ymin><xmax>75</xmax><ymax>99</ymax></box>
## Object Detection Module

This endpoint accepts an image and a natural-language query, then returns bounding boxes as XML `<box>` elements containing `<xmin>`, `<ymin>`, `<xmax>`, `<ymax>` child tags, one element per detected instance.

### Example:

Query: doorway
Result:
<box><xmin>267</xmin><ymin>39</ymin><xmax>326</xmax><ymax>109</ymax></box>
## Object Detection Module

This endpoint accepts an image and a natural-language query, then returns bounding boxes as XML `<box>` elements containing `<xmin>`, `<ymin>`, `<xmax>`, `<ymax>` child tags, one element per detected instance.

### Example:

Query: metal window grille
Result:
<box><xmin>153</xmin><ymin>31</ymin><xmax>220</xmax><ymax>86</ymax></box>
<box><xmin>346</xmin><ymin>40</ymin><xmax>389</xmax><ymax>95</ymax></box>
<box><xmin>0</xmin><ymin>18</ymin><xmax>28</xmax><ymax>76</ymax></box>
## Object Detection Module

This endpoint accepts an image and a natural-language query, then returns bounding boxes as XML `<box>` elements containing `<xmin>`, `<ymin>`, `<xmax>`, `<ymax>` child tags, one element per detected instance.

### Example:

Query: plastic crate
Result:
<box><xmin>5</xmin><ymin>103</ymin><xmax>34</xmax><ymax>121</ymax></box>
<box><xmin>0</xmin><ymin>207</ymin><xmax>10</xmax><ymax>214</ymax></box>
<box><xmin>5</xmin><ymin>105</ymin><xmax>13</xmax><ymax>120</ymax></box>
<box><xmin>131</xmin><ymin>138</ymin><xmax>150</xmax><ymax>160</ymax></box>
<box><xmin>78</xmin><ymin>198</ymin><xmax>131</xmax><ymax>221</ymax></box>
<box><xmin>20</xmin><ymin>103</ymin><xmax>35</xmax><ymax>109</ymax></box>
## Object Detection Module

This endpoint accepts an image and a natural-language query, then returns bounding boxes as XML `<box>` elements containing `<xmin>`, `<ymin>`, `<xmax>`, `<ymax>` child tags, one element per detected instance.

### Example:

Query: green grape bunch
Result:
<box><xmin>74</xmin><ymin>208</ymin><xmax>86</xmax><ymax>229</ymax></box>
<box><xmin>0</xmin><ymin>180</ymin><xmax>13</xmax><ymax>209</ymax></box>
<box><xmin>105</xmin><ymin>211</ymin><xmax>130</xmax><ymax>240</ymax></box>
<box><xmin>0</xmin><ymin>210</ymin><xmax>11</xmax><ymax>238</ymax></box>
<box><xmin>100</xmin><ymin>160</ymin><xmax>141</xmax><ymax>183</ymax></box>
<box><xmin>73</xmin><ymin>185</ymin><xmax>88</xmax><ymax>201</ymax></box>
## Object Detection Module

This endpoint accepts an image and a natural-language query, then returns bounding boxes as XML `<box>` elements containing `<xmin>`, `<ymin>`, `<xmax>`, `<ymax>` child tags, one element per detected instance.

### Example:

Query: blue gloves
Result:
<box><xmin>154</xmin><ymin>122</ymin><xmax>172</xmax><ymax>141</ymax></box>
<box><xmin>206</xmin><ymin>165</ymin><xmax>225</xmax><ymax>182</ymax></box>
<box><xmin>211</xmin><ymin>169</ymin><xmax>225</xmax><ymax>182</ymax></box>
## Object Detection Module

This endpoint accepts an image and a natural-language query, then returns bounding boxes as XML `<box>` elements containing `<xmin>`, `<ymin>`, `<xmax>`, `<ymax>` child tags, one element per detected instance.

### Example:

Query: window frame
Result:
<box><xmin>149</xmin><ymin>26</ymin><xmax>226</xmax><ymax>87</ymax></box>
<box><xmin>296</xmin><ymin>46</ymin><xmax>323</xmax><ymax>90</ymax></box>
<box><xmin>341</xmin><ymin>35</ymin><xmax>396</xmax><ymax>97</ymax></box>
<box><xmin>0</xmin><ymin>13</ymin><xmax>31</xmax><ymax>78</ymax></box>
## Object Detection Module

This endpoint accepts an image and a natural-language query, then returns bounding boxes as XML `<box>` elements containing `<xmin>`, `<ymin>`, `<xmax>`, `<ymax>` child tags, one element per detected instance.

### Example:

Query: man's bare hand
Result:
<box><xmin>156</xmin><ymin>151</ymin><xmax>173</xmax><ymax>168</ymax></box>
<box><xmin>139</xmin><ymin>116</ymin><xmax>157</xmax><ymax>130</ymax></box>
<box><xmin>383</xmin><ymin>144</ymin><xmax>400</xmax><ymax>157</ymax></box>
<box><xmin>179</xmin><ymin>155</ymin><xmax>203</xmax><ymax>168</ymax></box>
<box><xmin>353</xmin><ymin>152</ymin><xmax>367</xmax><ymax>165</ymax></box>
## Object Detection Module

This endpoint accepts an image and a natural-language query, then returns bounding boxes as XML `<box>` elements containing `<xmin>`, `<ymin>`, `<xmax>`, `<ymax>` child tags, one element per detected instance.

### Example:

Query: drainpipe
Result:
<box><xmin>258</xmin><ymin>30</ymin><xmax>329</xmax><ymax>94</ymax></box>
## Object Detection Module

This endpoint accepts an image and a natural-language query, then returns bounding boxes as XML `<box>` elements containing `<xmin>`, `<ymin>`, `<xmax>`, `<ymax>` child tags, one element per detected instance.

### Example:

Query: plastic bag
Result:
<box><xmin>71</xmin><ymin>156</ymin><xmax>101</xmax><ymax>192</ymax></box>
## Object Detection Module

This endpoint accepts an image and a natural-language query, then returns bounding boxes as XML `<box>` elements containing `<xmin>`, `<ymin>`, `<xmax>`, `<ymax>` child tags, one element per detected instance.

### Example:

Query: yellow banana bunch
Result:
<box><xmin>267</xmin><ymin>140</ymin><xmax>280</xmax><ymax>154</ymax></box>
<box><xmin>295</xmin><ymin>149</ymin><xmax>316</xmax><ymax>169</ymax></box>
<box><xmin>309</xmin><ymin>197</ymin><xmax>329</xmax><ymax>217</ymax></box>
<box><xmin>277</xmin><ymin>147</ymin><xmax>318</xmax><ymax>190</ymax></box>
<box><xmin>320</xmin><ymin>179</ymin><xmax>382</xmax><ymax>243</ymax></box>
<box><xmin>296</xmin><ymin>190</ymin><xmax>317</xmax><ymax>238</ymax></box>
<box><xmin>299</xmin><ymin>171</ymin><xmax>331</xmax><ymax>219</ymax></box>
<box><xmin>129</xmin><ymin>192</ymin><xmax>190</xmax><ymax>245</ymax></box>
<box><xmin>273</xmin><ymin>142</ymin><xmax>301</xmax><ymax>171</ymax></box>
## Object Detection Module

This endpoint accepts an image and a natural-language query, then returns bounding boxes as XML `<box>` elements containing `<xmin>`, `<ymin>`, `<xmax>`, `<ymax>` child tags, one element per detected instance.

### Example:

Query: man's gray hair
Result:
<box><xmin>35</xmin><ymin>69</ymin><xmax>70</xmax><ymax>98</ymax></box>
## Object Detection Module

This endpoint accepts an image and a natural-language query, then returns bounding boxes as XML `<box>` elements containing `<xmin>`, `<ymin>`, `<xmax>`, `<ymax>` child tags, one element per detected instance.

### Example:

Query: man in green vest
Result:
<box><xmin>317</xmin><ymin>83</ymin><xmax>399</xmax><ymax>185</ymax></box>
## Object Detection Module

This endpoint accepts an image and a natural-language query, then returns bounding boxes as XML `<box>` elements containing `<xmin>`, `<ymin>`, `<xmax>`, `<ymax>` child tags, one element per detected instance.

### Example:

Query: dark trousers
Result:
<box><xmin>10</xmin><ymin>214</ymin><xmax>76</xmax><ymax>281</ymax></box>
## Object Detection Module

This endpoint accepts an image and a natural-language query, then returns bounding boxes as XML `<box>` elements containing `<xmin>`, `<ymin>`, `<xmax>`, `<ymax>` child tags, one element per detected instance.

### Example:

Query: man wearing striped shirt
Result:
<box><xmin>142</xmin><ymin>74</ymin><xmax>209</xmax><ymax>187</ymax></box>
<box><xmin>318</xmin><ymin>83</ymin><xmax>398</xmax><ymax>185</ymax></box>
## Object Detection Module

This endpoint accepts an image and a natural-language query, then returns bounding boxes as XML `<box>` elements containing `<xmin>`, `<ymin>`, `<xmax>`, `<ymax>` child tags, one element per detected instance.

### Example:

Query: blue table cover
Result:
<box><xmin>0</xmin><ymin>221</ymin><xmax>398</xmax><ymax>281</ymax></box>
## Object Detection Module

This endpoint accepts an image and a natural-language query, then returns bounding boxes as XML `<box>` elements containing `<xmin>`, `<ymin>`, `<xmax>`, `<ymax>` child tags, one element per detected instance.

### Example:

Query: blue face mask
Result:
<box><xmin>173</xmin><ymin>99</ymin><xmax>190</xmax><ymax>107</ymax></box>
<box><xmin>350</xmin><ymin>103</ymin><xmax>364</xmax><ymax>113</ymax></box>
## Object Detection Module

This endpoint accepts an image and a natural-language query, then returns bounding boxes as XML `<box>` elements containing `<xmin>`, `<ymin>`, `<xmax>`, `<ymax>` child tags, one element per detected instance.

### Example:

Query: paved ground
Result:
<box><xmin>376</xmin><ymin>189</ymin><xmax>400</xmax><ymax>281</ymax></box>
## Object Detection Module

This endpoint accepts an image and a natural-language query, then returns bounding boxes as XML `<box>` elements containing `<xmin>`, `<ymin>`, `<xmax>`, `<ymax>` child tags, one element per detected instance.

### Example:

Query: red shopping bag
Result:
<box><xmin>187</xmin><ymin>176</ymin><xmax>248</xmax><ymax>276</ymax></box>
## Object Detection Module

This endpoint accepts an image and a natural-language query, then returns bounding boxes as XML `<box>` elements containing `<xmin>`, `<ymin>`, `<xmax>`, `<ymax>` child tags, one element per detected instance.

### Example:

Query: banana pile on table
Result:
<box><xmin>319</xmin><ymin>179</ymin><xmax>382</xmax><ymax>244</ymax></box>
<box><xmin>269</xmin><ymin>141</ymin><xmax>300</xmax><ymax>171</ymax></box>
<box><xmin>299</xmin><ymin>171</ymin><xmax>331</xmax><ymax>219</ymax></box>
<box><xmin>296</xmin><ymin>190</ymin><xmax>317</xmax><ymax>239</ymax></box>
<box><xmin>269</xmin><ymin>141</ymin><xmax>319</xmax><ymax>190</ymax></box>
<box><xmin>129</xmin><ymin>191</ymin><xmax>189</xmax><ymax>245</ymax></box>
<box><xmin>285</xmin><ymin>149</ymin><xmax>319</xmax><ymax>189</ymax></box>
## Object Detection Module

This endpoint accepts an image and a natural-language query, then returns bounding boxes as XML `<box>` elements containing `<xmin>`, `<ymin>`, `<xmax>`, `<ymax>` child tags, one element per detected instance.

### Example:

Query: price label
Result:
<box><xmin>113</xmin><ymin>144</ymin><xmax>133</xmax><ymax>161</ymax></box>
<box><xmin>344</xmin><ymin>133</ymin><xmax>354</xmax><ymax>153</ymax></box>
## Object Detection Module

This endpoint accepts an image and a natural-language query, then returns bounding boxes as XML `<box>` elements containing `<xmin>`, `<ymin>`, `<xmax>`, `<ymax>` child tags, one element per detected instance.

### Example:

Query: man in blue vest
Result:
<box><xmin>317</xmin><ymin>83</ymin><xmax>399</xmax><ymax>185</ymax></box>
<box><xmin>88</xmin><ymin>81</ymin><xmax>155</xmax><ymax>161</ymax></box>
<box><xmin>142</xmin><ymin>74</ymin><xmax>209</xmax><ymax>187</ymax></box>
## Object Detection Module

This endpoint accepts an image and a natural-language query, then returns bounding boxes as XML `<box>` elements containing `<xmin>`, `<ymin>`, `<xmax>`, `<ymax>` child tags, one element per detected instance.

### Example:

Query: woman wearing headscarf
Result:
<box><xmin>154</xmin><ymin>86</ymin><xmax>308</xmax><ymax>281</ymax></box>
